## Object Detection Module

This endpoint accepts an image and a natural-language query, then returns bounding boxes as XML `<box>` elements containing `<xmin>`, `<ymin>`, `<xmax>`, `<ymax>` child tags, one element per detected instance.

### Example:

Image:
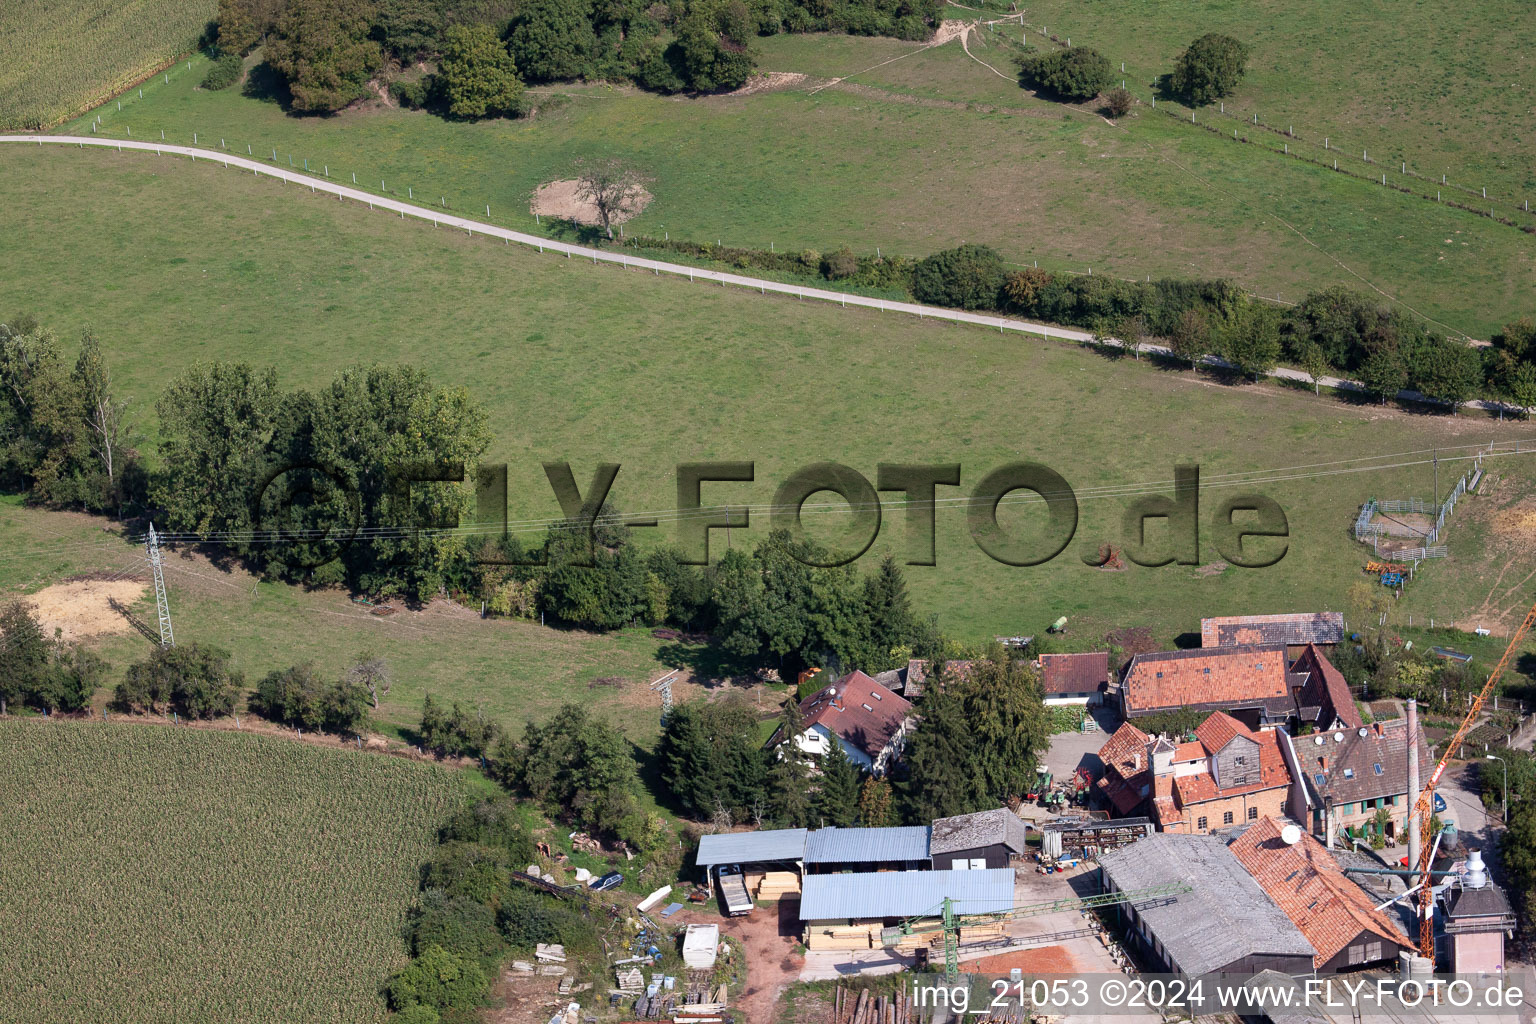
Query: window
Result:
<box><xmin>1347</xmin><ymin>943</ymin><xmax>1366</xmax><ymax>965</ymax></box>
<box><xmin>1315</xmin><ymin>773</ymin><xmax>1327</xmax><ymax>787</ymax></box>
<box><xmin>861</xmin><ymin>703</ymin><xmax>873</xmax><ymax>711</ymax></box>
<box><xmin>1365</xmin><ymin>940</ymin><xmax>1383</xmax><ymax>961</ymax></box>
<box><xmin>871</xmin><ymin>692</ymin><xmax>882</xmax><ymax>700</ymax></box>
<box><xmin>1373</xmin><ymin>762</ymin><xmax>1384</xmax><ymax>775</ymax></box>
<box><xmin>1156</xmin><ymin>672</ymin><xmax>1164</xmax><ymax>678</ymax></box>
<box><xmin>1204</xmin><ymin>668</ymin><xmax>1211</xmax><ymax>674</ymax></box>
<box><xmin>1236</xmin><ymin>755</ymin><xmax>1248</xmax><ymax>766</ymax></box>
<box><xmin>1344</xmin><ymin>768</ymin><xmax>1355</xmax><ymax>779</ymax></box>
<box><xmin>1223</xmin><ymin>811</ymin><xmax>1234</xmax><ymax>824</ymax></box>
<box><xmin>1197</xmin><ymin>816</ymin><xmax>1208</xmax><ymax>830</ymax></box>
<box><xmin>1248</xmin><ymin>806</ymin><xmax>1259</xmax><ymax>820</ymax></box>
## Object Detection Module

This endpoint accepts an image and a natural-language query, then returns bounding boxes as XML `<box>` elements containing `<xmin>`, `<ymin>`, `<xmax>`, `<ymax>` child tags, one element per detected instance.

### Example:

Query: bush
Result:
<box><xmin>1101</xmin><ymin>86</ymin><xmax>1133</xmax><ymax>118</ymax></box>
<box><xmin>1169</xmin><ymin>33</ymin><xmax>1249</xmax><ymax>105</ymax></box>
<box><xmin>202</xmin><ymin>52</ymin><xmax>243</xmax><ymax>91</ymax></box>
<box><xmin>823</xmin><ymin>246</ymin><xmax>859</xmax><ymax>280</ymax></box>
<box><xmin>250</xmin><ymin>663</ymin><xmax>370</xmax><ymax>734</ymax></box>
<box><xmin>390</xmin><ymin>76</ymin><xmax>432</xmax><ymax>109</ymax></box>
<box><xmin>113</xmin><ymin>643</ymin><xmax>241</xmax><ymax>719</ymax></box>
<box><xmin>910</xmin><ymin>245</ymin><xmax>1005</xmax><ymax>310</ymax></box>
<box><xmin>1018</xmin><ymin>47</ymin><xmax>1113</xmax><ymax>102</ymax></box>
<box><xmin>386</xmin><ymin>945</ymin><xmax>487</xmax><ymax>1012</ymax></box>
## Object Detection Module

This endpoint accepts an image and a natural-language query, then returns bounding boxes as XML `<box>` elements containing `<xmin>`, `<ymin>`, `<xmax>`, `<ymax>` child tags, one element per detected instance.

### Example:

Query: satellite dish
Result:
<box><xmin>1358</xmin><ymin>727</ymin><xmax>1369</xmax><ymax>738</ymax></box>
<box><xmin>1281</xmin><ymin>824</ymin><xmax>1303</xmax><ymax>846</ymax></box>
<box><xmin>1333</xmin><ymin>731</ymin><xmax>1345</xmax><ymax>743</ymax></box>
<box><xmin>1314</xmin><ymin>735</ymin><xmax>1325</xmax><ymax>745</ymax></box>
<box><xmin>827</xmin><ymin>687</ymin><xmax>837</xmax><ymax>698</ymax></box>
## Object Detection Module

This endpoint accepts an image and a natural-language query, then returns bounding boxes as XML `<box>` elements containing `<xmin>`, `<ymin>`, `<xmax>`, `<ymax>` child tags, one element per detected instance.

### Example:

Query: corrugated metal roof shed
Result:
<box><xmin>696</xmin><ymin>828</ymin><xmax>807</xmax><ymax>868</ymax></box>
<box><xmin>799</xmin><ymin>868</ymin><xmax>1014</xmax><ymax>921</ymax></box>
<box><xmin>804</xmin><ymin>826</ymin><xmax>931</xmax><ymax>864</ymax></box>
<box><xmin>1099</xmin><ymin>833</ymin><xmax>1314</xmax><ymax>975</ymax></box>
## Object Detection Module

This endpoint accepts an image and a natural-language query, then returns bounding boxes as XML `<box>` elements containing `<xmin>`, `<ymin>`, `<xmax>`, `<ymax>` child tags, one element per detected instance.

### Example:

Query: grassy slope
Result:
<box><xmin>1006</xmin><ymin>0</ymin><xmax>1536</xmax><ymax>192</ymax></box>
<box><xmin>2</xmin><ymin>147</ymin><xmax>1535</xmax><ymax>692</ymax></box>
<box><xmin>51</xmin><ymin>44</ymin><xmax>1534</xmax><ymax>338</ymax></box>
<box><xmin>0</xmin><ymin>0</ymin><xmax>214</xmax><ymax>128</ymax></box>
<box><xmin>0</xmin><ymin>720</ymin><xmax>461</xmax><ymax>1024</ymax></box>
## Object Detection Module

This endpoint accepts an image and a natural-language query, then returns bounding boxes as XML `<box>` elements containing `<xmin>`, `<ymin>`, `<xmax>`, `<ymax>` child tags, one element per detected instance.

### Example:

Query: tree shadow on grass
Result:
<box><xmin>542</xmin><ymin>217</ymin><xmax>609</xmax><ymax>246</ymax></box>
<box><xmin>654</xmin><ymin>640</ymin><xmax>759</xmax><ymax>689</ymax></box>
<box><xmin>242</xmin><ymin>62</ymin><xmax>291</xmax><ymax>110</ymax></box>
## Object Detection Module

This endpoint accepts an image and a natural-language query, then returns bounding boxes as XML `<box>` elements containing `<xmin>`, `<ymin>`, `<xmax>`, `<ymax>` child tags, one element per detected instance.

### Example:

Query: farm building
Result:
<box><xmin>799</xmin><ymin>868</ymin><xmax>1015</xmax><ymax>950</ymax></box>
<box><xmin>1039</xmin><ymin>816</ymin><xmax>1153</xmax><ymax>859</ymax></box>
<box><xmin>1038</xmin><ymin>651</ymin><xmax>1110</xmax><ymax>705</ymax></box>
<box><xmin>1201</xmin><ymin>612</ymin><xmax>1345</xmax><ymax>653</ymax></box>
<box><xmin>1228</xmin><ymin>818</ymin><xmax>1412</xmax><ymax>971</ymax></box>
<box><xmin>1096</xmin><ymin>712</ymin><xmax>1301</xmax><ymax>833</ymax></box>
<box><xmin>1295</xmin><ymin>720</ymin><xmax>1432</xmax><ymax>844</ymax></box>
<box><xmin>785</xmin><ymin>671</ymin><xmax>913</xmax><ymax>774</ymax></box>
<box><xmin>1099</xmin><ymin>832</ymin><xmax>1316</xmax><ymax>975</ymax></box>
<box><xmin>803</xmin><ymin>826</ymin><xmax>931</xmax><ymax>874</ymax></box>
<box><xmin>1118</xmin><ymin>645</ymin><xmax>1294</xmax><ymax>728</ymax></box>
<box><xmin>872</xmin><ymin>658</ymin><xmax>928</xmax><ymax>699</ymax></box>
<box><xmin>928</xmin><ymin>807</ymin><xmax>1030</xmax><ymax>869</ymax></box>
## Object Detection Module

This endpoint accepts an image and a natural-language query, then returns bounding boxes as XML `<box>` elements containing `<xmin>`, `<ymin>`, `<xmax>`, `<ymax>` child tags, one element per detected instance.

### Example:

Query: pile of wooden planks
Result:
<box><xmin>804</xmin><ymin>921</ymin><xmax>884</xmax><ymax>951</ymax></box>
<box><xmin>833</xmin><ymin>985</ymin><xmax>916</xmax><ymax>1024</ymax></box>
<box><xmin>536</xmin><ymin>943</ymin><xmax>567</xmax><ymax>963</ymax></box>
<box><xmin>753</xmin><ymin>870</ymin><xmax>801</xmax><ymax>901</ymax></box>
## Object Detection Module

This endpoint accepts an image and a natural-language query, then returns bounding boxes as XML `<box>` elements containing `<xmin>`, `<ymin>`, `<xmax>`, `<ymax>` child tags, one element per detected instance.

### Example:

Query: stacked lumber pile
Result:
<box><xmin>616</xmin><ymin>967</ymin><xmax>644</xmax><ymax>993</ymax></box>
<box><xmin>890</xmin><ymin>927</ymin><xmax>940</xmax><ymax>953</ymax></box>
<box><xmin>753</xmin><ymin>870</ymin><xmax>800</xmax><ymax>901</ymax></box>
<box><xmin>957</xmin><ymin>921</ymin><xmax>1006</xmax><ymax>944</ymax></box>
<box><xmin>804</xmin><ymin>921</ymin><xmax>883</xmax><ymax>951</ymax></box>
<box><xmin>536</xmin><ymin>943</ymin><xmax>567</xmax><ymax>963</ymax></box>
<box><xmin>832</xmin><ymin>985</ymin><xmax>918</xmax><ymax>1024</ymax></box>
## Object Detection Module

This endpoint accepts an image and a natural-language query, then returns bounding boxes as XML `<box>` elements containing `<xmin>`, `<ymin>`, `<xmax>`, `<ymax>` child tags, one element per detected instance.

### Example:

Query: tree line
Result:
<box><xmin>210</xmin><ymin>0</ymin><xmax>941</xmax><ymax>115</ymax></box>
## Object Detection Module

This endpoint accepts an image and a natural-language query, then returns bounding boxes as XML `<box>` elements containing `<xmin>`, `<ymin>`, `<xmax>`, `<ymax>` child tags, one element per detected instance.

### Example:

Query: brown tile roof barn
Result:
<box><xmin>1301</xmin><ymin>719</ymin><xmax>1433</xmax><ymax>807</ymax></box>
<box><xmin>1291</xmin><ymin>645</ymin><xmax>1362</xmax><ymax>729</ymax></box>
<box><xmin>929</xmin><ymin>808</ymin><xmax>1031</xmax><ymax>856</ymax></box>
<box><xmin>1121</xmin><ymin>645</ymin><xmax>1291</xmax><ymax>716</ymax></box>
<box><xmin>1201</xmin><ymin>613</ymin><xmax>1345</xmax><ymax>648</ymax></box>
<box><xmin>799</xmin><ymin>670</ymin><xmax>912</xmax><ymax>762</ymax></box>
<box><xmin>1039</xmin><ymin>652</ymin><xmax>1110</xmax><ymax>696</ymax></box>
<box><xmin>1229</xmin><ymin>817</ymin><xmax>1410</xmax><ymax>967</ymax></box>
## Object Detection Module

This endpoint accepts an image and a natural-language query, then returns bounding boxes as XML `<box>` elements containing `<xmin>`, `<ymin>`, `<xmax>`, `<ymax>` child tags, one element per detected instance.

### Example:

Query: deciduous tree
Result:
<box><xmin>437</xmin><ymin>24</ymin><xmax>524</xmax><ymax>119</ymax></box>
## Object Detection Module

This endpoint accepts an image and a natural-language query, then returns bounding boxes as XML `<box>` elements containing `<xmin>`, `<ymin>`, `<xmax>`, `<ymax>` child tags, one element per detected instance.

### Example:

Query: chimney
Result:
<box><xmin>1407</xmin><ymin>698</ymin><xmax>1421</xmax><ymax>871</ymax></box>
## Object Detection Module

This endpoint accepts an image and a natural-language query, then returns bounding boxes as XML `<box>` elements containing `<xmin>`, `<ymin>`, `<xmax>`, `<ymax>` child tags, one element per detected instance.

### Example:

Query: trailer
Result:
<box><xmin>715</xmin><ymin>865</ymin><xmax>753</xmax><ymax>917</ymax></box>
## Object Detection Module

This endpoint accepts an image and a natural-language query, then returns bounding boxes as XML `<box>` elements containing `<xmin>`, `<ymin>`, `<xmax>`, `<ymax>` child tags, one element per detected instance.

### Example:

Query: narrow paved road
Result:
<box><xmin>0</xmin><ymin>135</ymin><xmax>1521</xmax><ymax>416</ymax></box>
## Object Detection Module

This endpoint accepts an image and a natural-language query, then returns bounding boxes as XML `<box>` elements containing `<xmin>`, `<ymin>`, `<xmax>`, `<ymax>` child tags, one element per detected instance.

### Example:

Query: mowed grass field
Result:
<box><xmin>0</xmin><ymin>0</ymin><xmax>214</xmax><ymax>129</ymax></box>
<box><xmin>3</xmin><ymin>144</ymin><xmax>1536</xmax><ymax>712</ymax></box>
<box><xmin>52</xmin><ymin>41</ymin><xmax>1534</xmax><ymax>338</ymax></box>
<box><xmin>1003</xmin><ymin>0</ymin><xmax>1536</xmax><ymax>194</ymax></box>
<box><xmin>0</xmin><ymin>720</ymin><xmax>462</xmax><ymax>1024</ymax></box>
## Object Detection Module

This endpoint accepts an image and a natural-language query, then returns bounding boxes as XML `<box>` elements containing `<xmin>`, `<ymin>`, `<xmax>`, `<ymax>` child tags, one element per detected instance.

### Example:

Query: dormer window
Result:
<box><xmin>1343</xmin><ymin>768</ymin><xmax>1354</xmax><ymax>779</ymax></box>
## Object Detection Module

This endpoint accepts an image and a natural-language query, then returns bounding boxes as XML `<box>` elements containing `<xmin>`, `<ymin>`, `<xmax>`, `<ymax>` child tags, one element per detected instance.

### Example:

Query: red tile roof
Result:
<box><xmin>1173</xmin><ymin>722</ymin><xmax>1292</xmax><ymax>806</ymax></box>
<box><xmin>1229</xmin><ymin>817</ymin><xmax>1411</xmax><ymax>966</ymax></box>
<box><xmin>1201</xmin><ymin>613</ymin><xmax>1345</xmax><ymax>648</ymax></box>
<box><xmin>1172</xmin><ymin>741</ymin><xmax>1206</xmax><ymax>762</ymax></box>
<box><xmin>1099</xmin><ymin>721</ymin><xmax>1151</xmax><ymax>776</ymax></box>
<box><xmin>1122</xmin><ymin>646</ymin><xmax>1290</xmax><ymax>715</ymax></box>
<box><xmin>1291</xmin><ymin>644</ymin><xmax>1362</xmax><ymax>729</ymax></box>
<box><xmin>1039</xmin><ymin>652</ymin><xmax>1110</xmax><ymax>696</ymax></box>
<box><xmin>799</xmin><ymin>671</ymin><xmax>912</xmax><ymax>761</ymax></box>
<box><xmin>1195</xmin><ymin>711</ymin><xmax>1247</xmax><ymax>753</ymax></box>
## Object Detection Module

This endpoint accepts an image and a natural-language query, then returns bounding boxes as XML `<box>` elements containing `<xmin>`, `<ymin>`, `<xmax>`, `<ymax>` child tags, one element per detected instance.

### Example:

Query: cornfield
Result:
<box><xmin>0</xmin><ymin>0</ymin><xmax>217</xmax><ymax>130</ymax></box>
<box><xmin>0</xmin><ymin>720</ymin><xmax>463</xmax><ymax>1023</ymax></box>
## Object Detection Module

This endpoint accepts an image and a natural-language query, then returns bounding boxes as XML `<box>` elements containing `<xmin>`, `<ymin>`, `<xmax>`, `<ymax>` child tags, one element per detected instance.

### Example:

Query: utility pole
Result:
<box><xmin>1486</xmin><ymin>754</ymin><xmax>1508</xmax><ymax>822</ymax></box>
<box><xmin>146</xmin><ymin>523</ymin><xmax>175</xmax><ymax>648</ymax></box>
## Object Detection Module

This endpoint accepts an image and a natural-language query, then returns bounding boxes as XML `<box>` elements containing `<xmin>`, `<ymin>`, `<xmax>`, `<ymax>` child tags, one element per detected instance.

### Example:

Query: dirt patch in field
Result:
<box><xmin>529</xmin><ymin>179</ymin><xmax>652</xmax><ymax>226</ymax></box>
<box><xmin>727</xmin><ymin>71</ymin><xmax>807</xmax><ymax>96</ymax></box>
<box><xmin>963</xmin><ymin>944</ymin><xmax>1081</xmax><ymax>974</ymax></box>
<box><xmin>1490</xmin><ymin>503</ymin><xmax>1536</xmax><ymax>553</ymax></box>
<box><xmin>24</xmin><ymin>580</ymin><xmax>148</xmax><ymax>642</ymax></box>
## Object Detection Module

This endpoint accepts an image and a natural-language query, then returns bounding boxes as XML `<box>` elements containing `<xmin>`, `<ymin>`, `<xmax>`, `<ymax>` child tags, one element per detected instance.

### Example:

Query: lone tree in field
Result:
<box><xmin>1102</xmin><ymin>87</ymin><xmax>1134</xmax><ymax>119</ymax></box>
<box><xmin>348</xmin><ymin>651</ymin><xmax>392</xmax><ymax>709</ymax></box>
<box><xmin>574</xmin><ymin>159</ymin><xmax>651</xmax><ymax>239</ymax></box>
<box><xmin>1169</xmin><ymin>33</ymin><xmax>1249</xmax><ymax>105</ymax></box>
<box><xmin>1018</xmin><ymin>47</ymin><xmax>1113</xmax><ymax>102</ymax></box>
<box><xmin>1168</xmin><ymin>307</ymin><xmax>1210</xmax><ymax>369</ymax></box>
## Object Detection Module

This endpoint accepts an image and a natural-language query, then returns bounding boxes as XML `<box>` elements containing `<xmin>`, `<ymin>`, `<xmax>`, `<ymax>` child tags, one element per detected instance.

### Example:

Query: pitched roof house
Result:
<box><xmin>1038</xmin><ymin>651</ymin><xmax>1110</xmax><ymax>705</ymax></box>
<box><xmin>790</xmin><ymin>671</ymin><xmax>913</xmax><ymax>774</ymax></box>
<box><xmin>1096</xmin><ymin>712</ymin><xmax>1297</xmax><ymax>834</ymax></box>
<box><xmin>1119</xmin><ymin>645</ymin><xmax>1293</xmax><ymax>726</ymax></box>
<box><xmin>1201</xmin><ymin>613</ymin><xmax>1345</xmax><ymax>650</ymax></box>
<box><xmin>1228</xmin><ymin>817</ymin><xmax>1413</xmax><ymax>970</ymax></box>
<box><xmin>1289</xmin><ymin>644</ymin><xmax>1363</xmax><ymax>730</ymax></box>
<box><xmin>1297</xmin><ymin>719</ymin><xmax>1433</xmax><ymax>843</ymax></box>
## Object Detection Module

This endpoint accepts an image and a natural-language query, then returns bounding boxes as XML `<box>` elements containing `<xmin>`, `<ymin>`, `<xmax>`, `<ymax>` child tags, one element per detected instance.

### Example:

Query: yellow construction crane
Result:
<box><xmin>1412</xmin><ymin>600</ymin><xmax>1536</xmax><ymax>960</ymax></box>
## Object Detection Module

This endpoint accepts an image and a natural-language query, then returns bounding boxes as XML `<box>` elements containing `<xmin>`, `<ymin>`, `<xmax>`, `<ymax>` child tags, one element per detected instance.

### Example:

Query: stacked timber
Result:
<box><xmin>958</xmin><ymin>922</ymin><xmax>1006</xmax><ymax>943</ymax></box>
<box><xmin>804</xmin><ymin>920</ymin><xmax>883</xmax><ymax>951</ymax></box>
<box><xmin>536</xmin><ymin>944</ymin><xmax>567</xmax><ymax>963</ymax></box>
<box><xmin>753</xmin><ymin>871</ymin><xmax>801</xmax><ymax>901</ymax></box>
<box><xmin>833</xmin><ymin>985</ymin><xmax>918</xmax><ymax>1024</ymax></box>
